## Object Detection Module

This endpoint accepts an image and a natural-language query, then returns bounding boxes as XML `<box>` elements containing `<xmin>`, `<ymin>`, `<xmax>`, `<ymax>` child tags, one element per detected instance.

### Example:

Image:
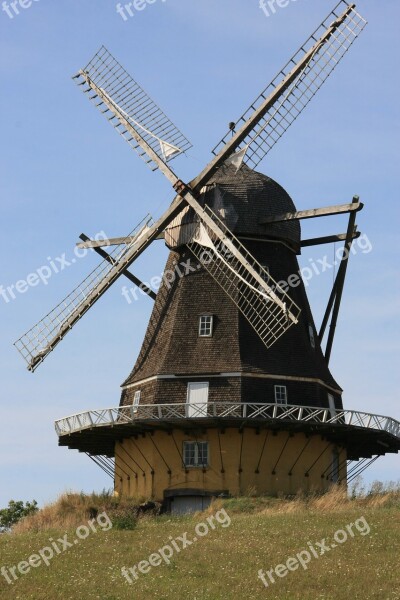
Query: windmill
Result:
<box><xmin>15</xmin><ymin>2</ymin><xmax>400</xmax><ymax>513</ymax></box>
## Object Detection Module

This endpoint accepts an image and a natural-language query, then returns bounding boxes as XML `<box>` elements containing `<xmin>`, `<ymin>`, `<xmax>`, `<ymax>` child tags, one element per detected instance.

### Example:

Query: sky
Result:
<box><xmin>0</xmin><ymin>0</ymin><xmax>399</xmax><ymax>508</ymax></box>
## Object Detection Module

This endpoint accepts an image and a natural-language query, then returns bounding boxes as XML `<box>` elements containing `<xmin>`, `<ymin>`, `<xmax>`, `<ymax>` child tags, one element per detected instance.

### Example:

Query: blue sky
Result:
<box><xmin>0</xmin><ymin>0</ymin><xmax>399</xmax><ymax>507</ymax></box>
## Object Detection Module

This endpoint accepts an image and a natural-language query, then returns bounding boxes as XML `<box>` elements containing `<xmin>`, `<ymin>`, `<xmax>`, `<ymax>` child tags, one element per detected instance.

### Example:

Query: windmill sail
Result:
<box><xmin>210</xmin><ymin>1</ymin><xmax>366</xmax><ymax>171</ymax></box>
<box><xmin>73</xmin><ymin>46</ymin><xmax>192</xmax><ymax>172</ymax></box>
<box><xmin>186</xmin><ymin>206</ymin><xmax>301</xmax><ymax>348</ymax></box>
<box><xmin>14</xmin><ymin>216</ymin><xmax>154</xmax><ymax>372</ymax></box>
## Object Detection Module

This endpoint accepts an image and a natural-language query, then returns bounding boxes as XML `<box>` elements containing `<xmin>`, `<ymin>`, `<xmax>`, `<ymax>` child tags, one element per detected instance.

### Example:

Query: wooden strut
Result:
<box><xmin>271</xmin><ymin>432</ymin><xmax>291</xmax><ymax>475</ymax></box>
<box><xmin>259</xmin><ymin>200</ymin><xmax>363</xmax><ymax>225</ymax></box>
<box><xmin>79</xmin><ymin>233</ymin><xmax>156</xmax><ymax>301</ymax></box>
<box><xmin>116</xmin><ymin>443</ymin><xmax>141</xmax><ymax>477</ymax></box>
<box><xmin>238</xmin><ymin>429</ymin><xmax>245</xmax><ymax>474</ymax></box>
<box><xmin>324</xmin><ymin>454</ymin><xmax>347</xmax><ymax>481</ymax></box>
<box><xmin>86</xmin><ymin>454</ymin><xmax>114</xmax><ymax>479</ymax></box>
<box><xmin>170</xmin><ymin>432</ymin><xmax>185</xmax><ymax>470</ymax></box>
<box><xmin>324</xmin><ymin>196</ymin><xmax>360</xmax><ymax>364</ymax></box>
<box><xmin>130</xmin><ymin>439</ymin><xmax>155</xmax><ymax>475</ymax></box>
<box><xmin>149</xmin><ymin>436</ymin><xmax>172</xmax><ymax>475</ymax></box>
<box><xmin>305</xmin><ymin>442</ymin><xmax>332</xmax><ymax>477</ymax></box>
<box><xmin>217</xmin><ymin>430</ymin><xmax>225</xmax><ymax>474</ymax></box>
<box><xmin>113</xmin><ymin>454</ymin><xmax>134</xmax><ymax>480</ymax></box>
<box><xmin>288</xmin><ymin>437</ymin><xmax>312</xmax><ymax>475</ymax></box>
<box><xmin>255</xmin><ymin>430</ymin><xmax>270</xmax><ymax>474</ymax></box>
<box><xmin>301</xmin><ymin>229</ymin><xmax>360</xmax><ymax>248</ymax></box>
<box><xmin>347</xmin><ymin>456</ymin><xmax>380</xmax><ymax>484</ymax></box>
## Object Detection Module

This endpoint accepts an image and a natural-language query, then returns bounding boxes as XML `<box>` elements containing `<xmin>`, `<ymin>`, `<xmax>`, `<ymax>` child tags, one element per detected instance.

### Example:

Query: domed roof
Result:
<box><xmin>165</xmin><ymin>162</ymin><xmax>300</xmax><ymax>252</ymax></box>
<box><xmin>203</xmin><ymin>162</ymin><xmax>300</xmax><ymax>251</ymax></box>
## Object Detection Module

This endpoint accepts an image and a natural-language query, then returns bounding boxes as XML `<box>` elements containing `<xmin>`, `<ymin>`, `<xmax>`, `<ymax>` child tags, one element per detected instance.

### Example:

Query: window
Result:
<box><xmin>328</xmin><ymin>393</ymin><xmax>336</xmax><ymax>418</ymax></box>
<box><xmin>132</xmin><ymin>390</ymin><xmax>141</xmax><ymax>413</ymax></box>
<box><xmin>199</xmin><ymin>315</ymin><xmax>213</xmax><ymax>337</ymax></box>
<box><xmin>274</xmin><ymin>385</ymin><xmax>287</xmax><ymax>405</ymax></box>
<box><xmin>187</xmin><ymin>382</ymin><xmax>209</xmax><ymax>417</ymax></box>
<box><xmin>183</xmin><ymin>441</ymin><xmax>209</xmax><ymax>468</ymax></box>
<box><xmin>308</xmin><ymin>324</ymin><xmax>316</xmax><ymax>349</ymax></box>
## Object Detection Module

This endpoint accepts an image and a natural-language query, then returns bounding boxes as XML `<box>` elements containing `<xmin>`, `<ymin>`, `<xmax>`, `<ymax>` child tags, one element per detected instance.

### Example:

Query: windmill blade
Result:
<box><xmin>14</xmin><ymin>215</ymin><xmax>156</xmax><ymax>371</ymax></box>
<box><xmin>15</xmin><ymin>191</ymin><xmax>189</xmax><ymax>372</ymax></box>
<box><xmin>203</xmin><ymin>1</ymin><xmax>366</xmax><ymax>175</ymax></box>
<box><xmin>186</xmin><ymin>206</ymin><xmax>301</xmax><ymax>348</ymax></box>
<box><xmin>73</xmin><ymin>46</ymin><xmax>192</xmax><ymax>172</ymax></box>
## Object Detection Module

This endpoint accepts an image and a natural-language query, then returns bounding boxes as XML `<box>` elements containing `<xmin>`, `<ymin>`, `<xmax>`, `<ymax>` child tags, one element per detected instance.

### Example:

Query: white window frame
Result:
<box><xmin>198</xmin><ymin>315</ymin><xmax>213</xmax><ymax>337</ymax></box>
<box><xmin>183</xmin><ymin>441</ymin><xmax>209</xmax><ymax>468</ymax></box>
<box><xmin>274</xmin><ymin>385</ymin><xmax>287</xmax><ymax>405</ymax></box>
<box><xmin>186</xmin><ymin>382</ymin><xmax>209</xmax><ymax>417</ymax></box>
<box><xmin>132</xmin><ymin>390</ymin><xmax>141</xmax><ymax>413</ymax></box>
<box><xmin>328</xmin><ymin>393</ymin><xmax>336</xmax><ymax>419</ymax></box>
<box><xmin>308</xmin><ymin>324</ymin><xmax>316</xmax><ymax>349</ymax></box>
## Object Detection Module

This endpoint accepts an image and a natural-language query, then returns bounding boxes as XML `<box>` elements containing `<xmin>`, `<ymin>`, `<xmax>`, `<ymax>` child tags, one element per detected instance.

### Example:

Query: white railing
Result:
<box><xmin>55</xmin><ymin>402</ymin><xmax>400</xmax><ymax>441</ymax></box>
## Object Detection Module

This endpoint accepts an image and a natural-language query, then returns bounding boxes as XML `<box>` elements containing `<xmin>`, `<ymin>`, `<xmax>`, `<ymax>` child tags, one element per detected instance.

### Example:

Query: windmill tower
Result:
<box><xmin>15</xmin><ymin>2</ymin><xmax>400</xmax><ymax>514</ymax></box>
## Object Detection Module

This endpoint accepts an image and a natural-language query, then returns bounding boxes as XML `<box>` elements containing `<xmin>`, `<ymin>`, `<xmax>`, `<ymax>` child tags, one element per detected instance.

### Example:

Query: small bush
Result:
<box><xmin>0</xmin><ymin>500</ymin><xmax>38</xmax><ymax>532</ymax></box>
<box><xmin>111</xmin><ymin>513</ymin><xmax>137</xmax><ymax>530</ymax></box>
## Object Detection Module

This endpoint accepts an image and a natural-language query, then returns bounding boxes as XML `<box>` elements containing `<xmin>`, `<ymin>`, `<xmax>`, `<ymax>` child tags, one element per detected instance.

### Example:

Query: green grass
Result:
<box><xmin>0</xmin><ymin>493</ymin><xmax>399</xmax><ymax>599</ymax></box>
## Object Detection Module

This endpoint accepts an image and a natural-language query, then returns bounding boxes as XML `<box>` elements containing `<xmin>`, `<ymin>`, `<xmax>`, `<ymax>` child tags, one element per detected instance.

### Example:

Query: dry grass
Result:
<box><xmin>206</xmin><ymin>481</ymin><xmax>400</xmax><ymax>517</ymax></box>
<box><xmin>12</xmin><ymin>490</ymin><xmax>146</xmax><ymax>534</ymax></box>
<box><xmin>11</xmin><ymin>480</ymin><xmax>400</xmax><ymax>534</ymax></box>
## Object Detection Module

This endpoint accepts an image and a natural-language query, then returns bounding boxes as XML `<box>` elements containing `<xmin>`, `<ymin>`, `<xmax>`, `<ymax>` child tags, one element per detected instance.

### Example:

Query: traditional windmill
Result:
<box><xmin>15</xmin><ymin>2</ymin><xmax>400</xmax><ymax>513</ymax></box>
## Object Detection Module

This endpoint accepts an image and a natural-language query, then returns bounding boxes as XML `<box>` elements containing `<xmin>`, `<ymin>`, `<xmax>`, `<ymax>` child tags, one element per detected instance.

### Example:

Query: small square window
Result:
<box><xmin>199</xmin><ymin>315</ymin><xmax>213</xmax><ymax>337</ymax></box>
<box><xmin>183</xmin><ymin>441</ymin><xmax>209</xmax><ymax>468</ymax></box>
<box><xmin>274</xmin><ymin>385</ymin><xmax>287</xmax><ymax>405</ymax></box>
<box><xmin>132</xmin><ymin>390</ymin><xmax>141</xmax><ymax>412</ymax></box>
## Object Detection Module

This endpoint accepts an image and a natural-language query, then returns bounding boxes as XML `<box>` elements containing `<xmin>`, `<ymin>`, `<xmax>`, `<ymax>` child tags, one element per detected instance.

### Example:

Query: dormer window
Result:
<box><xmin>199</xmin><ymin>315</ymin><xmax>213</xmax><ymax>337</ymax></box>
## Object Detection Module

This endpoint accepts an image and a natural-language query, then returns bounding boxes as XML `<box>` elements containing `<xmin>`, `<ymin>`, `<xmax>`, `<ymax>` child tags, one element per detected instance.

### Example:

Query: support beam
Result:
<box><xmin>79</xmin><ymin>233</ymin><xmax>156</xmax><ymax>301</ymax></box>
<box><xmin>259</xmin><ymin>201</ymin><xmax>363</xmax><ymax>225</ymax></box>
<box><xmin>318</xmin><ymin>227</ymin><xmax>358</xmax><ymax>342</ymax></box>
<box><xmin>301</xmin><ymin>229</ymin><xmax>360</xmax><ymax>248</ymax></box>
<box><xmin>319</xmin><ymin>267</ymin><xmax>341</xmax><ymax>343</ymax></box>
<box><xmin>324</xmin><ymin>196</ymin><xmax>360</xmax><ymax>364</ymax></box>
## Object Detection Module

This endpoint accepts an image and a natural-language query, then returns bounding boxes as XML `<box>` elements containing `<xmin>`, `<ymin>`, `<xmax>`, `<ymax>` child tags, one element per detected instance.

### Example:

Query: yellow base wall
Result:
<box><xmin>114</xmin><ymin>428</ymin><xmax>347</xmax><ymax>500</ymax></box>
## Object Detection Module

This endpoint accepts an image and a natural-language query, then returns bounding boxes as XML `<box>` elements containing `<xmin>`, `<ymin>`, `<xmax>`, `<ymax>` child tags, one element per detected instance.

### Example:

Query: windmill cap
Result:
<box><xmin>199</xmin><ymin>163</ymin><xmax>301</xmax><ymax>251</ymax></box>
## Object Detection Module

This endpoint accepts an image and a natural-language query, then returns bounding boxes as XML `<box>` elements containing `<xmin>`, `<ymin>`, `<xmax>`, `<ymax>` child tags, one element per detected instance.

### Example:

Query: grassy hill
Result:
<box><xmin>0</xmin><ymin>487</ymin><xmax>399</xmax><ymax>600</ymax></box>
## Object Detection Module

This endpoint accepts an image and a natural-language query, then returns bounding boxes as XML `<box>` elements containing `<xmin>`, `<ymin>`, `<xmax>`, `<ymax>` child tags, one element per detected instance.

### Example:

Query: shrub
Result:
<box><xmin>0</xmin><ymin>500</ymin><xmax>38</xmax><ymax>532</ymax></box>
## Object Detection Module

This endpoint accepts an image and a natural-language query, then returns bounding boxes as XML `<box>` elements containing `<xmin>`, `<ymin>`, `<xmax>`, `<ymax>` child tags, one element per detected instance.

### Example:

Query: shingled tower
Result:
<box><xmin>122</xmin><ymin>164</ymin><xmax>342</xmax><ymax>411</ymax></box>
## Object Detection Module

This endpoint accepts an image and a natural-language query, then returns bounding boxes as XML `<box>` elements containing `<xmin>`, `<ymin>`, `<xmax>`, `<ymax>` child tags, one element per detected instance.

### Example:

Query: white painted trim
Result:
<box><xmin>122</xmin><ymin>372</ymin><xmax>341</xmax><ymax>394</ymax></box>
<box><xmin>239</xmin><ymin>236</ymin><xmax>295</xmax><ymax>253</ymax></box>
